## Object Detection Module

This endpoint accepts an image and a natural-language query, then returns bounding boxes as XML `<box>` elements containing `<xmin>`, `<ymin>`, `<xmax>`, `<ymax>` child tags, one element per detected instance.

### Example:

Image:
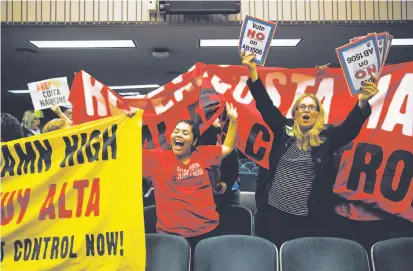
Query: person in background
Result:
<box><xmin>140</xmin><ymin>102</ymin><xmax>238</xmax><ymax>263</ymax></box>
<box><xmin>241</xmin><ymin>52</ymin><xmax>378</xmax><ymax>247</ymax></box>
<box><xmin>1</xmin><ymin>113</ymin><xmax>24</xmax><ymax>142</ymax></box>
<box><xmin>217</xmin><ymin>148</ymin><xmax>240</xmax><ymax>206</ymax></box>
<box><xmin>41</xmin><ymin>105</ymin><xmax>73</xmax><ymax>133</ymax></box>
<box><xmin>42</xmin><ymin>118</ymin><xmax>71</xmax><ymax>133</ymax></box>
<box><xmin>21</xmin><ymin>110</ymin><xmax>43</xmax><ymax>137</ymax></box>
<box><xmin>199</xmin><ymin>115</ymin><xmax>240</xmax><ymax>207</ymax></box>
<box><xmin>63</xmin><ymin>108</ymin><xmax>72</xmax><ymax>120</ymax></box>
<box><xmin>51</xmin><ymin>105</ymin><xmax>73</xmax><ymax>125</ymax></box>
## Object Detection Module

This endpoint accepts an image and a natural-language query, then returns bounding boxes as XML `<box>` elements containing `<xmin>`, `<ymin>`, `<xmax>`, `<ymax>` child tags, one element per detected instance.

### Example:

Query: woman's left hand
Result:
<box><xmin>226</xmin><ymin>102</ymin><xmax>238</xmax><ymax>122</ymax></box>
<box><xmin>125</xmin><ymin>109</ymin><xmax>137</xmax><ymax>118</ymax></box>
<box><xmin>358</xmin><ymin>77</ymin><xmax>379</xmax><ymax>108</ymax></box>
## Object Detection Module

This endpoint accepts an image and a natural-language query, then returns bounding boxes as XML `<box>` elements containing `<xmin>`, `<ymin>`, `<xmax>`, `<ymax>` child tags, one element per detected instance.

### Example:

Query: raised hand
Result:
<box><xmin>358</xmin><ymin>77</ymin><xmax>379</xmax><ymax>108</ymax></box>
<box><xmin>241</xmin><ymin>51</ymin><xmax>256</xmax><ymax>71</ymax></box>
<box><xmin>315</xmin><ymin>63</ymin><xmax>330</xmax><ymax>69</ymax></box>
<box><xmin>125</xmin><ymin>108</ymin><xmax>137</xmax><ymax>118</ymax></box>
<box><xmin>241</xmin><ymin>51</ymin><xmax>258</xmax><ymax>82</ymax></box>
<box><xmin>51</xmin><ymin>104</ymin><xmax>62</xmax><ymax>114</ymax></box>
<box><xmin>226</xmin><ymin>102</ymin><xmax>238</xmax><ymax>122</ymax></box>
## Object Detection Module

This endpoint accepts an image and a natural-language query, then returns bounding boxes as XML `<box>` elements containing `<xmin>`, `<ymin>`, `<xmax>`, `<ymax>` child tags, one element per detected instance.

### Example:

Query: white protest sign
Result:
<box><xmin>239</xmin><ymin>15</ymin><xmax>277</xmax><ymax>66</ymax></box>
<box><xmin>383</xmin><ymin>34</ymin><xmax>393</xmax><ymax>67</ymax></box>
<box><xmin>336</xmin><ymin>33</ymin><xmax>381</xmax><ymax>96</ymax></box>
<box><xmin>28</xmin><ymin>77</ymin><xmax>71</xmax><ymax>110</ymax></box>
<box><xmin>376</xmin><ymin>32</ymin><xmax>388</xmax><ymax>67</ymax></box>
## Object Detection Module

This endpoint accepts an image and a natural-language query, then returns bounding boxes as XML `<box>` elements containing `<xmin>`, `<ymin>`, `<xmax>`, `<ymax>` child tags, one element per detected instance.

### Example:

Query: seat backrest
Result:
<box><xmin>239</xmin><ymin>159</ymin><xmax>250</xmax><ymax>165</ymax></box>
<box><xmin>195</xmin><ymin>235</ymin><xmax>278</xmax><ymax>271</ymax></box>
<box><xmin>239</xmin><ymin>172</ymin><xmax>257</xmax><ymax>192</ymax></box>
<box><xmin>239</xmin><ymin>166</ymin><xmax>250</xmax><ymax>173</ymax></box>
<box><xmin>240</xmin><ymin>191</ymin><xmax>256</xmax><ymax>215</ymax></box>
<box><xmin>215</xmin><ymin>205</ymin><xmax>252</xmax><ymax>236</ymax></box>
<box><xmin>144</xmin><ymin>205</ymin><xmax>157</xmax><ymax>233</ymax></box>
<box><xmin>280</xmin><ymin>237</ymin><xmax>369</xmax><ymax>271</ymax></box>
<box><xmin>251</xmin><ymin>167</ymin><xmax>259</xmax><ymax>174</ymax></box>
<box><xmin>146</xmin><ymin>233</ymin><xmax>190</xmax><ymax>271</ymax></box>
<box><xmin>371</xmin><ymin>237</ymin><xmax>413</xmax><ymax>271</ymax></box>
<box><xmin>243</xmin><ymin>162</ymin><xmax>256</xmax><ymax>170</ymax></box>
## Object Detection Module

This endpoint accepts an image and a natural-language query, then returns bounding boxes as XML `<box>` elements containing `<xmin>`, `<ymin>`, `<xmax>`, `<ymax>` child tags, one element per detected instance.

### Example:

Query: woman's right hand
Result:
<box><xmin>241</xmin><ymin>51</ymin><xmax>258</xmax><ymax>82</ymax></box>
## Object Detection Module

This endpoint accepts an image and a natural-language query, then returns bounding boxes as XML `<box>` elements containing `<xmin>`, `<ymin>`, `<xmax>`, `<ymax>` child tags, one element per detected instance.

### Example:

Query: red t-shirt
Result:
<box><xmin>143</xmin><ymin>145</ymin><xmax>222</xmax><ymax>237</ymax></box>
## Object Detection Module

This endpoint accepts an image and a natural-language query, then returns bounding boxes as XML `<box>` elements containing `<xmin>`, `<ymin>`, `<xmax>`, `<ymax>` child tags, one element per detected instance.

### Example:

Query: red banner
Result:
<box><xmin>69</xmin><ymin>62</ymin><xmax>413</xmax><ymax>222</ymax></box>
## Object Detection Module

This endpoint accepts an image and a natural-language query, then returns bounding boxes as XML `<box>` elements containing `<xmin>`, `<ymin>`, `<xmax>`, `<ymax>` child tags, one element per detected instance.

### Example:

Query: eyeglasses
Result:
<box><xmin>297</xmin><ymin>104</ymin><xmax>319</xmax><ymax>112</ymax></box>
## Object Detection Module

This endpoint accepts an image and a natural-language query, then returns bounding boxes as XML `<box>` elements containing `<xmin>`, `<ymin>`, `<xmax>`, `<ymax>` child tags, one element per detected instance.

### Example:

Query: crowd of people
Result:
<box><xmin>1</xmin><ymin>105</ymin><xmax>73</xmax><ymax>142</ymax></box>
<box><xmin>1</xmin><ymin>53</ymin><xmax>412</xmax><ymax>268</ymax></box>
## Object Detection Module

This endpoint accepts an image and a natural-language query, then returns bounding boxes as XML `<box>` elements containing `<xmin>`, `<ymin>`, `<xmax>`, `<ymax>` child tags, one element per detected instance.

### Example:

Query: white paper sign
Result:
<box><xmin>336</xmin><ymin>34</ymin><xmax>381</xmax><ymax>96</ymax></box>
<box><xmin>239</xmin><ymin>15</ymin><xmax>277</xmax><ymax>66</ymax></box>
<box><xmin>28</xmin><ymin>77</ymin><xmax>71</xmax><ymax>110</ymax></box>
<box><xmin>383</xmin><ymin>34</ymin><xmax>393</xmax><ymax>67</ymax></box>
<box><xmin>376</xmin><ymin>32</ymin><xmax>388</xmax><ymax>67</ymax></box>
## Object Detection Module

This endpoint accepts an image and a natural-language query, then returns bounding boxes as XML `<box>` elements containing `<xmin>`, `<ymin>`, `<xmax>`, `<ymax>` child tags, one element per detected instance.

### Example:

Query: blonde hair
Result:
<box><xmin>291</xmin><ymin>93</ymin><xmax>326</xmax><ymax>151</ymax></box>
<box><xmin>22</xmin><ymin>110</ymin><xmax>36</xmax><ymax>130</ymax></box>
<box><xmin>42</xmin><ymin>118</ymin><xmax>69</xmax><ymax>133</ymax></box>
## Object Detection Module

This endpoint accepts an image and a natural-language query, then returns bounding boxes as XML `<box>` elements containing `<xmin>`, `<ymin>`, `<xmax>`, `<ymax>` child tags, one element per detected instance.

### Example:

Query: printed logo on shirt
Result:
<box><xmin>176</xmin><ymin>163</ymin><xmax>204</xmax><ymax>180</ymax></box>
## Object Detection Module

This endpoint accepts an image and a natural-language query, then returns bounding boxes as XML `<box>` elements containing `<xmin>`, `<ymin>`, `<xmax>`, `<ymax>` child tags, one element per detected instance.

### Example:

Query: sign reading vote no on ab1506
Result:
<box><xmin>239</xmin><ymin>15</ymin><xmax>277</xmax><ymax>66</ymax></box>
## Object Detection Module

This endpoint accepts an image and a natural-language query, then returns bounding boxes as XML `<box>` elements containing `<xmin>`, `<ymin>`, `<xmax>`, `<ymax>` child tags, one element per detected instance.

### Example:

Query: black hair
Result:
<box><xmin>175</xmin><ymin>120</ymin><xmax>200</xmax><ymax>147</ymax></box>
<box><xmin>1</xmin><ymin>113</ymin><xmax>24</xmax><ymax>142</ymax></box>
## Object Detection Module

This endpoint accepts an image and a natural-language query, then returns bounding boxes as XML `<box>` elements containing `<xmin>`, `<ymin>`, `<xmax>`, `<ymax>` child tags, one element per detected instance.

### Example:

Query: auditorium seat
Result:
<box><xmin>371</xmin><ymin>237</ymin><xmax>413</xmax><ymax>271</ymax></box>
<box><xmin>243</xmin><ymin>162</ymin><xmax>256</xmax><ymax>170</ymax></box>
<box><xmin>144</xmin><ymin>205</ymin><xmax>157</xmax><ymax>233</ymax></box>
<box><xmin>239</xmin><ymin>166</ymin><xmax>250</xmax><ymax>173</ymax></box>
<box><xmin>194</xmin><ymin>235</ymin><xmax>278</xmax><ymax>271</ymax></box>
<box><xmin>146</xmin><ymin>233</ymin><xmax>190</xmax><ymax>271</ymax></box>
<box><xmin>280</xmin><ymin>237</ymin><xmax>369</xmax><ymax>271</ymax></box>
<box><xmin>239</xmin><ymin>172</ymin><xmax>257</xmax><ymax>192</ymax></box>
<box><xmin>240</xmin><ymin>191</ymin><xmax>256</xmax><ymax>215</ymax></box>
<box><xmin>251</xmin><ymin>167</ymin><xmax>259</xmax><ymax>174</ymax></box>
<box><xmin>215</xmin><ymin>205</ymin><xmax>253</xmax><ymax>236</ymax></box>
<box><xmin>239</xmin><ymin>159</ymin><xmax>250</xmax><ymax>165</ymax></box>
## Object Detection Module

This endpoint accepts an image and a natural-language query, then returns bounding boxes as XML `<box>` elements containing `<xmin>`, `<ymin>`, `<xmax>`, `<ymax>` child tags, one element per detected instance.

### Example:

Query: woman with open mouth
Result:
<box><xmin>241</xmin><ymin>52</ymin><xmax>378</xmax><ymax>248</ymax></box>
<box><xmin>140</xmin><ymin>102</ymin><xmax>238</xmax><ymax>257</ymax></box>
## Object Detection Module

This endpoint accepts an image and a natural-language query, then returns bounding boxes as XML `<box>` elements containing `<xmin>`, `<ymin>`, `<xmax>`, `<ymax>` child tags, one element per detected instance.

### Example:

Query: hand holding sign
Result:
<box><xmin>336</xmin><ymin>33</ymin><xmax>381</xmax><ymax>96</ymax></box>
<box><xmin>241</xmin><ymin>52</ymin><xmax>259</xmax><ymax>82</ymax></box>
<box><xmin>239</xmin><ymin>15</ymin><xmax>277</xmax><ymax>66</ymax></box>
<box><xmin>358</xmin><ymin>77</ymin><xmax>379</xmax><ymax>108</ymax></box>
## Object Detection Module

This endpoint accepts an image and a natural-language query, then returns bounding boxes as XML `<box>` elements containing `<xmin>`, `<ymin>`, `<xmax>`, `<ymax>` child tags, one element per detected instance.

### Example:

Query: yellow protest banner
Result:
<box><xmin>1</xmin><ymin>112</ymin><xmax>145</xmax><ymax>271</ymax></box>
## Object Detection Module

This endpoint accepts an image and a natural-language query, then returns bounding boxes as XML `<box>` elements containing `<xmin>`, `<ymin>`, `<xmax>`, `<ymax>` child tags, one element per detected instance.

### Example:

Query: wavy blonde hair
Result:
<box><xmin>291</xmin><ymin>93</ymin><xmax>326</xmax><ymax>151</ymax></box>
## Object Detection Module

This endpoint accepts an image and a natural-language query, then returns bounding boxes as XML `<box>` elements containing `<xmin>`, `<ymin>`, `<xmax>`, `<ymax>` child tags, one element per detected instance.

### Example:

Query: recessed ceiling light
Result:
<box><xmin>29</xmin><ymin>40</ymin><xmax>137</xmax><ymax>48</ymax></box>
<box><xmin>8</xmin><ymin>90</ymin><xmax>32</xmax><ymax>94</ymax></box>
<box><xmin>118</xmin><ymin>92</ymin><xmax>142</xmax><ymax>96</ymax></box>
<box><xmin>270</xmin><ymin>39</ymin><xmax>302</xmax><ymax>46</ymax></box>
<box><xmin>109</xmin><ymin>84</ymin><xmax>160</xmax><ymax>90</ymax></box>
<box><xmin>391</xmin><ymin>38</ymin><xmax>413</xmax><ymax>46</ymax></box>
<box><xmin>199</xmin><ymin>39</ymin><xmax>302</xmax><ymax>47</ymax></box>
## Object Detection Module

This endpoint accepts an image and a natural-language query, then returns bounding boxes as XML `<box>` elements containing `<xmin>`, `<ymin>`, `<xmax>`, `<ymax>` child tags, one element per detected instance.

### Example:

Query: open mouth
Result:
<box><xmin>173</xmin><ymin>138</ymin><xmax>185</xmax><ymax>148</ymax></box>
<box><xmin>302</xmin><ymin>115</ymin><xmax>310</xmax><ymax>120</ymax></box>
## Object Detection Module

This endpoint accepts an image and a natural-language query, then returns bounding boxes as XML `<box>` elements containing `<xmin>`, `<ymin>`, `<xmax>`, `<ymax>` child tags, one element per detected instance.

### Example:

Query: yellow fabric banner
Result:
<box><xmin>1</xmin><ymin>113</ymin><xmax>145</xmax><ymax>271</ymax></box>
